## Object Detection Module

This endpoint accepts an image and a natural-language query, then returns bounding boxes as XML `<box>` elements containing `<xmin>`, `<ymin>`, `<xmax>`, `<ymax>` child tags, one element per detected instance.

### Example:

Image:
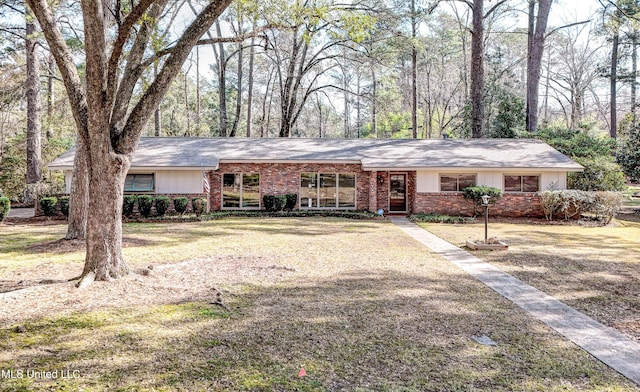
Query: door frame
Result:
<box><xmin>388</xmin><ymin>172</ymin><xmax>408</xmax><ymax>213</ymax></box>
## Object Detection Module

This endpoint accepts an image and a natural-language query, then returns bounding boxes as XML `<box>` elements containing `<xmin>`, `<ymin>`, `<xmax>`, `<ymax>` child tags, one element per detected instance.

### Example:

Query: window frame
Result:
<box><xmin>299</xmin><ymin>172</ymin><xmax>357</xmax><ymax>210</ymax></box>
<box><xmin>221</xmin><ymin>172</ymin><xmax>261</xmax><ymax>209</ymax></box>
<box><xmin>503</xmin><ymin>174</ymin><xmax>540</xmax><ymax>193</ymax></box>
<box><xmin>124</xmin><ymin>173</ymin><xmax>155</xmax><ymax>193</ymax></box>
<box><xmin>439</xmin><ymin>173</ymin><xmax>477</xmax><ymax>192</ymax></box>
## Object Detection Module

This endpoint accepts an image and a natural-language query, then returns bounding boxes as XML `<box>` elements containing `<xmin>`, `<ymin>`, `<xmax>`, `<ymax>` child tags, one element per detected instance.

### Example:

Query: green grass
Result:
<box><xmin>0</xmin><ymin>218</ymin><xmax>638</xmax><ymax>391</ymax></box>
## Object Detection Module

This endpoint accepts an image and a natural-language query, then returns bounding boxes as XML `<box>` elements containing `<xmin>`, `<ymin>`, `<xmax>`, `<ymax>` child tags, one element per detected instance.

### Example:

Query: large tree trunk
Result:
<box><xmin>372</xmin><ymin>67</ymin><xmax>377</xmax><ymax>138</ymax></box>
<box><xmin>470</xmin><ymin>0</ymin><xmax>484</xmax><ymax>138</ymax></box>
<box><xmin>79</xmin><ymin>148</ymin><xmax>130</xmax><ymax>286</ymax></box>
<box><xmin>26</xmin><ymin>12</ymin><xmax>42</xmax><ymax>185</ymax></box>
<box><xmin>526</xmin><ymin>0</ymin><xmax>552</xmax><ymax>133</ymax></box>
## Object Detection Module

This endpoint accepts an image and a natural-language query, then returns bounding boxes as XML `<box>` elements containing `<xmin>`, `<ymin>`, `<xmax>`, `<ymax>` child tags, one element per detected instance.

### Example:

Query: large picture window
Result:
<box><xmin>440</xmin><ymin>174</ymin><xmax>476</xmax><ymax>192</ymax></box>
<box><xmin>125</xmin><ymin>174</ymin><xmax>154</xmax><ymax>192</ymax></box>
<box><xmin>504</xmin><ymin>175</ymin><xmax>539</xmax><ymax>192</ymax></box>
<box><xmin>300</xmin><ymin>173</ymin><xmax>356</xmax><ymax>209</ymax></box>
<box><xmin>223</xmin><ymin>173</ymin><xmax>260</xmax><ymax>208</ymax></box>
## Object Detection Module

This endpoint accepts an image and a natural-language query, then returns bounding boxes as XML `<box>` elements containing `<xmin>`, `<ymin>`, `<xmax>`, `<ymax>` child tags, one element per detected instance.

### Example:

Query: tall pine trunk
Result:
<box><xmin>526</xmin><ymin>0</ymin><xmax>552</xmax><ymax>133</ymax></box>
<box><xmin>470</xmin><ymin>0</ymin><xmax>485</xmax><ymax>138</ymax></box>
<box><xmin>26</xmin><ymin>11</ymin><xmax>42</xmax><ymax>185</ymax></box>
<box><xmin>610</xmin><ymin>31</ymin><xmax>619</xmax><ymax>138</ymax></box>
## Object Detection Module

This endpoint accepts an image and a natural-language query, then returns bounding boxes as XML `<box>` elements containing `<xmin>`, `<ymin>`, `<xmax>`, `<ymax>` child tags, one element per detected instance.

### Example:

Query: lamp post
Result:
<box><xmin>481</xmin><ymin>194</ymin><xmax>490</xmax><ymax>243</ymax></box>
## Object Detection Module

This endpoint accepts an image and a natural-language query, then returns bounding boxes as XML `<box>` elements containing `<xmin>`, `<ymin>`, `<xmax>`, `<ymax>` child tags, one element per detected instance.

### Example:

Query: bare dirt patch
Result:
<box><xmin>0</xmin><ymin>255</ymin><xmax>293</xmax><ymax>328</ymax></box>
<box><xmin>26</xmin><ymin>236</ymin><xmax>152</xmax><ymax>254</ymax></box>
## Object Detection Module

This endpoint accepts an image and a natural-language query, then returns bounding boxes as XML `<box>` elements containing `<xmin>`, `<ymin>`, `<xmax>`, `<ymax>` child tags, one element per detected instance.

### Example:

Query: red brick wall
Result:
<box><xmin>209</xmin><ymin>163</ymin><xmax>372</xmax><ymax>211</ymax></box>
<box><xmin>414</xmin><ymin>192</ymin><xmax>545</xmax><ymax>218</ymax></box>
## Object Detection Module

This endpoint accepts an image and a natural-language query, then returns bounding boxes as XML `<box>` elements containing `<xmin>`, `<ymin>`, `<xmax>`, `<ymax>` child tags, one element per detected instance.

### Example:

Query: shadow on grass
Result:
<box><xmin>1</xmin><ymin>270</ymin><xmax>635</xmax><ymax>391</ymax></box>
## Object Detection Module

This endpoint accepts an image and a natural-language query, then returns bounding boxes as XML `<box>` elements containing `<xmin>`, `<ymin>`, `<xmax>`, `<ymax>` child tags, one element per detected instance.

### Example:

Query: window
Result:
<box><xmin>125</xmin><ymin>174</ymin><xmax>154</xmax><ymax>192</ymax></box>
<box><xmin>223</xmin><ymin>173</ymin><xmax>260</xmax><ymax>208</ymax></box>
<box><xmin>504</xmin><ymin>175</ymin><xmax>539</xmax><ymax>192</ymax></box>
<box><xmin>440</xmin><ymin>174</ymin><xmax>476</xmax><ymax>192</ymax></box>
<box><xmin>300</xmin><ymin>173</ymin><xmax>356</xmax><ymax>209</ymax></box>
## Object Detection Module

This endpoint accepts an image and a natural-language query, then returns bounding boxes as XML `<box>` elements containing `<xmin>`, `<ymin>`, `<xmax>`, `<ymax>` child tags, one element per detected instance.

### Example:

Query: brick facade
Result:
<box><xmin>414</xmin><ymin>192</ymin><xmax>545</xmax><ymax>218</ymax></box>
<box><xmin>209</xmin><ymin>163</ymin><xmax>373</xmax><ymax>211</ymax></box>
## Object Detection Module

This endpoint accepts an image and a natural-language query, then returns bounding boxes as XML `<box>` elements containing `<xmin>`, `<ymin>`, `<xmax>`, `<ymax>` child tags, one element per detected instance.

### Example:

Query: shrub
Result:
<box><xmin>173</xmin><ymin>197</ymin><xmax>188</xmax><ymax>215</ymax></box>
<box><xmin>263</xmin><ymin>195</ymin><xmax>275</xmax><ymax>211</ymax></box>
<box><xmin>123</xmin><ymin>195</ymin><xmax>137</xmax><ymax>217</ymax></box>
<box><xmin>0</xmin><ymin>197</ymin><xmax>10</xmax><ymax>222</ymax></box>
<box><xmin>137</xmin><ymin>195</ymin><xmax>154</xmax><ymax>218</ymax></box>
<box><xmin>154</xmin><ymin>196</ymin><xmax>170</xmax><ymax>216</ymax></box>
<box><xmin>591</xmin><ymin>191</ymin><xmax>625</xmax><ymax>224</ymax></box>
<box><xmin>59</xmin><ymin>196</ymin><xmax>70</xmax><ymax>217</ymax></box>
<box><xmin>274</xmin><ymin>195</ymin><xmax>286</xmax><ymax>211</ymax></box>
<box><xmin>568</xmin><ymin>156</ymin><xmax>627</xmax><ymax>192</ymax></box>
<box><xmin>409</xmin><ymin>213</ymin><xmax>475</xmax><ymax>224</ymax></box>
<box><xmin>39</xmin><ymin>197</ymin><xmax>58</xmax><ymax>217</ymax></box>
<box><xmin>285</xmin><ymin>193</ymin><xmax>297</xmax><ymax>211</ymax></box>
<box><xmin>462</xmin><ymin>186</ymin><xmax>503</xmax><ymax>216</ymax></box>
<box><xmin>192</xmin><ymin>197</ymin><xmax>207</xmax><ymax>217</ymax></box>
<box><xmin>538</xmin><ymin>190</ymin><xmax>592</xmax><ymax>221</ymax></box>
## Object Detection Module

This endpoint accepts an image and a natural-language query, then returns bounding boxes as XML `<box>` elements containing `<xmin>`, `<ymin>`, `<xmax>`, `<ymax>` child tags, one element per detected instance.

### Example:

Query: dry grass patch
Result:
<box><xmin>0</xmin><ymin>218</ymin><xmax>637</xmax><ymax>391</ymax></box>
<box><xmin>420</xmin><ymin>218</ymin><xmax>640</xmax><ymax>341</ymax></box>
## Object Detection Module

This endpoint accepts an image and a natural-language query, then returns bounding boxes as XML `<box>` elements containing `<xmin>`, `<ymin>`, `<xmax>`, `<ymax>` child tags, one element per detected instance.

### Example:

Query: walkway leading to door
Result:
<box><xmin>390</xmin><ymin>217</ymin><xmax>640</xmax><ymax>386</ymax></box>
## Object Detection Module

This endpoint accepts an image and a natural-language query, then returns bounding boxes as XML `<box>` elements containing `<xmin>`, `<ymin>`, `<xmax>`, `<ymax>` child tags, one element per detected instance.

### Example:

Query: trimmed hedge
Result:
<box><xmin>462</xmin><ymin>186</ymin><xmax>503</xmax><ymax>216</ymax></box>
<box><xmin>154</xmin><ymin>196</ymin><xmax>170</xmax><ymax>216</ymax></box>
<box><xmin>264</xmin><ymin>194</ymin><xmax>297</xmax><ymax>211</ymax></box>
<box><xmin>137</xmin><ymin>195</ymin><xmax>154</xmax><ymax>218</ymax></box>
<box><xmin>0</xmin><ymin>197</ymin><xmax>10</xmax><ymax>222</ymax></box>
<box><xmin>538</xmin><ymin>190</ymin><xmax>625</xmax><ymax>224</ymax></box>
<box><xmin>60</xmin><ymin>196</ymin><xmax>70</xmax><ymax>217</ymax></box>
<box><xmin>123</xmin><ymin>195</ymin><xmax>137</xmax><ymax>217</ymax></box>
<box><xmin>173</xmin><ymin>197</ymin><xmax>188</xmax><ymax>215</ymax></box>
<box><xmin>39</xmin><ymin>197</ymin><xmax>58</xmax><ymax>217</ymax></box>
<box><xmin>192</xmin><ymin>197</ymin><xmax>207</xmax><ymax>217</ymax></box>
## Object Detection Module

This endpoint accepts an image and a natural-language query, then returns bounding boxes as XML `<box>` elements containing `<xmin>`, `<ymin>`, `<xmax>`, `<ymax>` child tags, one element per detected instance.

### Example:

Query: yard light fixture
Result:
<box><xmin>481</xmin><ymin>194</ymin><xmax>490</xmax><ymax>243</ymax></box>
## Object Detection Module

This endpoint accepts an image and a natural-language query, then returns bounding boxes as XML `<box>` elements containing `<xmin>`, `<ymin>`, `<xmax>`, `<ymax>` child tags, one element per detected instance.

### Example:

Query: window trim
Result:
<box><xmin>299</xmin><ymin>172</ymin><xmax>357</xmax><ymax>210</ymax></box>
<box><xmin>221</xmin><ymin>172</ymin><xmax>261</xmax><ymax>209</ymax></box>
<box><xmin>124</xmin><ymin>173</ymin><xmax>155</xmax><ymax>193</ymax></box>
<box><xmin>503</xmin><ymin>174</ymin><xmax>540</xmax><ymax>193</ymax></box>
<box><xmin>439</xmin><ymin>173</ymin><xmax>477</xmax><ymax>192</ymax></box>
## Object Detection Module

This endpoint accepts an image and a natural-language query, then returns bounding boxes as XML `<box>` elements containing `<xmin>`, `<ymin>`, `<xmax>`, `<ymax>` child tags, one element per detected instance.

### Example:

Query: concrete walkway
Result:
<box><xmin>390</xmin><ymin>217</ymin><xmax>640</xmax><ymax>386</ymax></box>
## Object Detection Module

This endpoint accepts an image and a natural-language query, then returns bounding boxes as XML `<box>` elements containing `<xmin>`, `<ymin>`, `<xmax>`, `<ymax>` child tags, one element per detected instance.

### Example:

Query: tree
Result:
<box><xmin>26</xmin><ymin>0</ymin><xmax>234</xmax><ymax>286</ymax></box>
<box><xmin>525</xmin><ymin>0</ymin><xmax>552</xmax><ymax>133</ymax></box>
<box><xmin>25</xmin><ymin>7</ymin><xmax>42</xmax><ymax>186</ymax></box>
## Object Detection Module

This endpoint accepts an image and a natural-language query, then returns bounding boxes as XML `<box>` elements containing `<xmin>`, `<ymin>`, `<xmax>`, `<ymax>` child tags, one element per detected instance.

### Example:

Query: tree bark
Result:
<box><xmin>470</xmin><ymin>0</ymin><xmax>485</xmax><ymax>138</ymax></box>
<box><xmin>610</xmin><ymin>30</ymin><xmax>619</xmax><ymax>138</ymax></box>
<box><xmin>526</xmin><ymin>0</ymin><xmax>552</xmax><ymax>133</ymax></box>
<box><xmin>46</xmin><ymin>56</ymin><xmax>55</xmax><ymax>140</ymax></box>
<box><xmin>631</xmin><ymin>35</ymin><xmax>637</xmax><ymax>127</ymax></box>
<box><xmin>26</xmin><ymin>11</ymin><xmax>42</xmax><ymax>185</ymax></box>
<box><xmin>65</xmin><ymin>136</ymin><xmax>88</xmax><ymax>240</ymax></box>
<box><xmin>216</xmin><ymin>21</ymin><xmax>228</xmax><ymax>137</ymax></box>
<box><xmin>246</xmin><ymin>35</ymin><xmax>255</xmax><ymax>137</ymax></box>
<box><xmin>411</xmin><ymin>0</ymin><xmax>418</xmax><ymax>139</ymax></box>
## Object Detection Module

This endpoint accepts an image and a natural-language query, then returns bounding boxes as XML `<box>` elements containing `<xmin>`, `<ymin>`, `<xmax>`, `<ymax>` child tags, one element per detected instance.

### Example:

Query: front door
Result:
<box><xmin>389</xmin><ymin>174</ymin><xmax>407</xmax><ymax>212</ymax></box>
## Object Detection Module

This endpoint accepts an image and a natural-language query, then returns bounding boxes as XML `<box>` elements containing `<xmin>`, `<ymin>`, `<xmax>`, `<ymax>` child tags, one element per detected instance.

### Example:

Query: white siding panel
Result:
<box><xmin>417</xmin><ymin>171</ymin><xmax>439</xmax><ymax>192</ymax></box>
<box><xmin>541</xmin><ymin>172</ymin><xmax>567</xmax><ymax>190</ymax></box>
<box><xmin>477</xmin><ymin>172</ymin><xmax>503</xmax><ymax>190</ymax></box>
<box><xmin>155</xmin><ymin>170</ymin><xmax>203</xmax><ymax>194</ymax></box>
<box><xmin>65</xmin><ymin>170</ymin><xmax>73</xmax><ymax>193</ymax></box>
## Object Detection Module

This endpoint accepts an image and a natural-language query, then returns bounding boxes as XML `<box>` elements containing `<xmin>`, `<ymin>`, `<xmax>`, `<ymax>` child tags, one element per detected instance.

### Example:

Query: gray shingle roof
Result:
<box><xmin>48</xmin><ymin>137</ymin><xmax>584</xmax><ymax>171</ymax></box>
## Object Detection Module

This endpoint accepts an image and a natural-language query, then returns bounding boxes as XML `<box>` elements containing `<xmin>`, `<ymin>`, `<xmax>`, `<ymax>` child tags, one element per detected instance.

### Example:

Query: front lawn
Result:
<box><xmin>419</xmin><ymin>218</ymin><xmax>640</xmax><ymax>342</ymax></box>
<box><xmin>0</xmin><ymin>218</ymin><xmax>637</xmax><ymax>391</ymax></box>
